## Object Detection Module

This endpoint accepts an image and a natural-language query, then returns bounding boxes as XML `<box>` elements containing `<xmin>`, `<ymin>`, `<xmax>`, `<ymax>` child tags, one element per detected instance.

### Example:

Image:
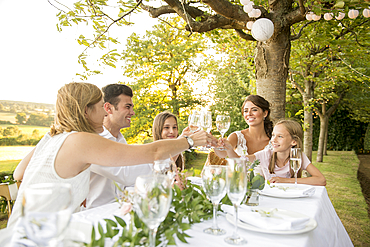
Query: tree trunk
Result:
<box><xmin>323</xmin><ymin>117</ymin><xmax>329</xmax><ymax>155</ymax></box>
<box><xmin>302</xmin><ymin>80</ymin><xmax>314</xmax><ymax>161</ymax></box>
<box><xmin>317</xmin><ymin>102</ymin><xmax>327</xmax><ymax>162</ymax></box>
<box><xmin>255</xmin><ymin>26</ymin><xmax>290</xmax><ymax>123</ymax></box>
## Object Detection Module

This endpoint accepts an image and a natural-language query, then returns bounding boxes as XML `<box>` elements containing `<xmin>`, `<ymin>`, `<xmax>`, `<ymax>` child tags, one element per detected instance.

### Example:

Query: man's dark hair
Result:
<box><xmin>102</xmin><ymin>84</ymin><xmax>133</xmax><ymax>108</ymax></box>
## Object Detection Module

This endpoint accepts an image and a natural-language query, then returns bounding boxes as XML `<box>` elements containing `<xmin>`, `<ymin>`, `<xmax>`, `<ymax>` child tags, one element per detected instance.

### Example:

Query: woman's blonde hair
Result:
<box><xmin>269</xmin><ymin>119</ymin><xmax>303</xmax><ymax>178</ymax></box>
<box><xmin>50</xmin><ymin>82</ymin><xmax>102</xmax><ymax>136</ymax></box>
<box><xmin>153</xmin><ymin>111</ymin><xmax>184</xmax><ymax>170</ymax></box>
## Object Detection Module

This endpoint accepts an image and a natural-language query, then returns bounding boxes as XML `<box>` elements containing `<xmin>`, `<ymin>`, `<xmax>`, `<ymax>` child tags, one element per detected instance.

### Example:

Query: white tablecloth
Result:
<box><xmin>69</xmin><ymin>185</ymin><xmax>353</xmax><ymax>247</ymax></box>
<box><xmin>0</xmin><ymin>186</ymin><xmax>353</xmax><ymax>247</ymax></box>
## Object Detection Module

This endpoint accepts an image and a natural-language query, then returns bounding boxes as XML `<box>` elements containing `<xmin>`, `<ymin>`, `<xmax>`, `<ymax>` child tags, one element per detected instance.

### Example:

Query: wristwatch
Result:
<box><xmin>184</xmin><ymin>136</ymin><xmax>194</xmax><ymax>149</ymax></box>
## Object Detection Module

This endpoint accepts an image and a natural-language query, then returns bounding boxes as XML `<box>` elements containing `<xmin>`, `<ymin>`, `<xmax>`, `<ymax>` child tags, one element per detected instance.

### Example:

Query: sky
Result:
<box><xmin>0</xmin><ymin>0</ymin><xmax>158</xmax><ymax>104</ymax></box>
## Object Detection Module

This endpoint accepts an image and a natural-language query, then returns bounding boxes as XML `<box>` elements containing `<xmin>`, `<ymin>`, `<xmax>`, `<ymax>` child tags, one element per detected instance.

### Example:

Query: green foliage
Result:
<box><xmin>15</xmin><ymin>113</ymin><xmax>26</xmax><ymax>124</ymax></box>
<box><xmin>247</xmin><ymin>160</ymin><xmax>265</xmax><ymax>190</ymax></box>
<box><xmin>121</xmin><ymin>17</ymin><xmax>207</xmax><ymax>141</ymax></box>
<box><xmin>312</xmin><ymin>109</ymin><xmax>369</xmax><ymax>153</ymax></box>
<box><xmin>88</xmin><ymin>182</ymin><xmax>213</xmax><ymax>246</ymax></box>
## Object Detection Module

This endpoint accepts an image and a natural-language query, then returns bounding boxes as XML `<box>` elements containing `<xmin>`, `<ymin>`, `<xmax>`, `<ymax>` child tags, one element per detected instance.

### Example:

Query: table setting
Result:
<box><xmin>0</xmin><ymin>155</ymin><xmax>353</xmax><ymax>247</ymax></box>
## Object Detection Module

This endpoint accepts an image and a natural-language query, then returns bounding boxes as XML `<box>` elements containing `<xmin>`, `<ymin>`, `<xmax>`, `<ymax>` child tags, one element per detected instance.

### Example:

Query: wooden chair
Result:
<box><xmin>205</xmin><ymin>151</ymin><xmax>228</xmax><ymax>166</ymax></box>
<box><xmin>0</xmin><ymin>182</ymin><xmax>20</xmax><ymax>218</ymax></box>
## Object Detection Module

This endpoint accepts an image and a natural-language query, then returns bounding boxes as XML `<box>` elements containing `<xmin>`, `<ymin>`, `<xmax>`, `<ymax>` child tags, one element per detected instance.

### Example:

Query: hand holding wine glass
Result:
<box><xmin>290</xmin><ymin>148</ymin><xmax>302</xmax><ymax>188</ymax></box>
<box><xmin>225</xmin><ymin>158</ymin><xmax>247</xmax><ymax>245</ymax></box>
<box><xmin>216</xmin><ymin>115</ymin><xmax>230</xmax><ymax>150</ymax></box>
<box><xmin>201</xmin><ymin>165</ymin><xmax>227</xmax><ymax>235</ymax></box>
<box><xmin>133</xmin><ymin>174</ymin><xmax>172</xmax><ymax>247</ymax></box>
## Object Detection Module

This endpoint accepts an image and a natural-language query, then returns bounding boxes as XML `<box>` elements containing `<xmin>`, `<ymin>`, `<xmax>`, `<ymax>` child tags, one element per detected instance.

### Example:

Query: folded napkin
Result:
<box><xmin>186</xmin><ymin>176</ymin><xmax>203</xmax><ymax>186</ymax></box>
<box><xmin>222</xmin><ymin>205</ymin><xmax>310</xmax><ymax>231</ymax></box>
<box><xmin>263</xmin><ymin>184</ymin><xmax>316</xmax><ymax>197</ymax></box>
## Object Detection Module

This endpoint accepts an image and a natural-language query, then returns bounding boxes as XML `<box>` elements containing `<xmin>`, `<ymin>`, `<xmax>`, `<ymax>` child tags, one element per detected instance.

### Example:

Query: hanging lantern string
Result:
<box><xmin>336</xmin><ymin>53</ymin><xmax>370</xmax><ymax>89</ymax></box>
<box><xmin>180</xmin><ymin>0</ymin><xmax>193</xmax><ymax>34</ymax></box>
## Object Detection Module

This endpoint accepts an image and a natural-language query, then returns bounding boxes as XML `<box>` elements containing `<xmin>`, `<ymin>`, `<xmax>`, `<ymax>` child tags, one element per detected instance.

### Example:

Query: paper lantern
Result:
<box><xmin>306</xmin><ymin>11</ymin><xmax>314</xmax><ymax>21</ymax></box>
<box><xmin>240</xmin><ymin>0</ymin><xmax>250</xmax><ymax>5</ymax></box>
<box><xmin>348</xmin><ymin>9</ymin><xmax>359</xmax><ymax>19</ymax></box>
<box><xmin>324</xmin><ymin>13</ymin><xmax>333</xmax><ymax>21</ymax></box>
<box><xmin>243</xmin><ymin>3</ymin><xmax>254</xmax><ymax>13</ymax></box>
<box><xmin>251</xmin><ymin>18</ymin><xmax>274</xmax><ymax>42</ymax></box>
<box><xmin>254</xmin><ymin>9</ymin><xmax>261</xmax><ymax>18</ymax></box>
<box><xmin>246</xmin><ymin>21</ymin><xmax>254</xmax><ymax>30</ymax></box>
<box><xmin>248</xmin><ymin>8</ymin><xmax>257</xmax><ymax>17</ymax></box>
<box><xmin>363</xmin><ymin>9</ymin><xmax>370</xmax><ymax>18</ymax></box>
<box><xmin>335</xmin><ymin>12</ymin><xmax>345</xmax><ymax>20</ymax></box>
<box><xmin>312</xmin><ymin>14</ymin><xmax>321</xmax><ymax>21</ymax></box>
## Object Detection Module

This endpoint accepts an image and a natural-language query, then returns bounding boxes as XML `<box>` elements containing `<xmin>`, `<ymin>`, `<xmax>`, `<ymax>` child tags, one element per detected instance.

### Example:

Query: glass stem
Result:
<box><xmin>233</xmin><ymin>204</ymin><xmax>239</xmax><ymax>239</ymax></box>
<box><xmin>149</xmin><ymin>227</ymin><xmax>158</xmax><ymax>247</ymax></box>
<box><xmin>295</xmin><ymin>172</ymin><xmax>298</xmax><ymax>187</ymax></box>
<box><xmin>212</xmin><ymin>203</ymin><xmax>219</xmax><ymax>229</ymax></box>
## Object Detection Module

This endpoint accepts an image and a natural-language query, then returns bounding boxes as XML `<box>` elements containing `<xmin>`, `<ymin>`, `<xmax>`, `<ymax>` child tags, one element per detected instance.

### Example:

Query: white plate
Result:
<box><xmin>259</xmin><ymin>183</ymin><xmax>315</xmax><ymax>198</ymax></box>
<box><xmin>225</xmin><ymin>209</ymin><xmax>317</xmax><ymax>235</ymax></box>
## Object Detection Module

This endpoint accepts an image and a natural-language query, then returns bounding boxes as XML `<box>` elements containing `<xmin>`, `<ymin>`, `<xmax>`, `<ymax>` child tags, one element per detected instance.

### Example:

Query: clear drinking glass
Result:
<box><xmin>216</xmin><ymin>115</ymin><xmax>230</xmax><ymax>150</ymax></box>
<box><xmin>225</xmin><ymin>158</ymin><xmax>247</xmax><ymax>245</ymax></box>
<box><xmin>201</xmin><ymin>165</ymin><xmax>227</xmax><ymax>235</ymax></box>
<box><xmin>188</xmin><ymin>111</ymin><xmax>201</xmax><ymax>133</ymax></box>
<box><xmin>133</xmin><ymin>174</ymin><xmax>172</xmax><ymax>247</ymax></box>
<box><xmin>290</xmin><ymin>148</ymin><xmax>302</xmax><ymax>188</ymax></box>
<box><xmin>199</xmin><ymin>110</ymin><xmax>212</xmax><ymax>150</ymax></box>
<box><xmin>22</xmin><ymin>183</ymin><xmax>73</xmax><ymax>247</ymax></box>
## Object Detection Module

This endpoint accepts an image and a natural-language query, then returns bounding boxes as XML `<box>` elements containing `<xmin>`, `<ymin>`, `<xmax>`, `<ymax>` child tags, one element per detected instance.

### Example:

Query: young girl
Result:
<box><xmin>153</xmin><ymin>111</ymin><xmax>185</xmax><ymax>171</ymax></box>
<box><xmin>245</xmin><ymin>119</ymin><xmax>326</xmax><ymax>186</ymax></box>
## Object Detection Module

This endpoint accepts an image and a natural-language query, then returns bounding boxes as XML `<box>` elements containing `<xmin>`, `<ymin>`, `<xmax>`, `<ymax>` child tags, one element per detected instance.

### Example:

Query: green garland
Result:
<box><xmin>87</xmin><ymin>181</ymin><xmax>214</xmax><ymax>247</ymax></box>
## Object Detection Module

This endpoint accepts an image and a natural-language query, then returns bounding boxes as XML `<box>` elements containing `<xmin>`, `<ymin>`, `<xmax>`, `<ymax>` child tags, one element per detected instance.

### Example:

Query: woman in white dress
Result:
<box><xmin>215</xmin><ymin>95</ymin><xmax>273</xmax><ymax>159</ymax></box>
<box><xmin>8</xmin><ymin>82</ymin><xmax>211</xmax><ymax>227</ymax></box>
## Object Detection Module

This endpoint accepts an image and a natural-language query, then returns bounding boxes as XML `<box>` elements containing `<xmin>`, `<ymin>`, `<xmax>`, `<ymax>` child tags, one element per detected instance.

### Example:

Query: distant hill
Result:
<box><xmin>0</xmin><ymin>100</ymin><xmax>54</xmax><ymax>109</ymax></box>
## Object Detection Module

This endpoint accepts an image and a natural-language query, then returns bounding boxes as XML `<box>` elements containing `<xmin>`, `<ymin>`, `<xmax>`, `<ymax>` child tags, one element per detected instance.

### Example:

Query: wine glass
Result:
<box><xmin>225</xmin><ymin>158</ymin><xmax>247</xmax><ymax>245</ymax></box>
<box><xmin>199</xmin><ymin>110</ymin><xmax>212</xmax><ymax>150</ymax></box>
<box><xmin>216</xmin><ymin>115</ymin><xmax>230</xmax><ymax>150</ymax></box>
<box><xmin>133</xmin><ymin>174</ymin><xmax>172</xmax><ymax>247</ymax></box>
<box><xmin>201</xmin><ymin>165</ymin><xmax>227</xmax><ymax>235</ymax></box>
<box><xmin>22</xmin><ymin>183</ymin><xmax>73</xmax><ymax>247</ymax></box>
<box><xmin>290</xmin><ymin>148</ymin><xmax>302</xmax><ymax>188</ymax></box>
<box><xmin>188</xmin><ymin>111</ymin><xmax>201</xmax><ymax>133</ymax></box>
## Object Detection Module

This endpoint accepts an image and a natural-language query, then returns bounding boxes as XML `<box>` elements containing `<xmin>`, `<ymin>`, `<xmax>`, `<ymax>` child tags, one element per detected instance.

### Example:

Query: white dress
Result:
<box><xmin>7</xmin><ymin>132</ymin><xmax>90</xmax><ymax>227</ymax></box>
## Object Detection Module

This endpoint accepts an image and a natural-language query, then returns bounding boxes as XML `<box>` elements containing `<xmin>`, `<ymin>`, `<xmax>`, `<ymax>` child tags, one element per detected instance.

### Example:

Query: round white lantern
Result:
<box><xmin>246</xmin><ymin>21</ymin><xmax>254</xmax><ymax>30</ymax></box>
<box><xmin>312</xmin><ymin>14</ymin><xmax>321</xmax><ymax>21</ymax></box>
<box><xmin>364</xmin><ymin>9</ymin><xmax>370</xmax><ymax>18</ymax></box>
<box><xmin>254</xmin><ymin>9</ymin><xmax>261</xmax><ymax>18</ymax></box>
<box><xmin>324</xmin><ymin>13</ymin><xmax>333</xmax><ymax>21</ymax></box>
<box><xmin>335</xmin><ymin>12</ymin><xmax>345</xmax><ymax>20</ymax></box>
<box><xmin>348</xmin><ymin>9</ymin><xmax>359</xmax><ymax>19</ymax></box>
<box><xmin>251</xmin><ymin>18</ymin><xmax>274</xmax><ymax>42</ymax></box>
<box><xmin>306</xmin><ymin>11</ymin><xmax>314</xmax><ymax>21</ymax></box>
<box><xmin>240</xmin><ymin>0</ymin><xmax>250</xmax><ymax>5</ymax></box>
<box><xmin>243</xmin><ymin>3</ymin><xmax>254</xmax><ymax>13</ymax></box>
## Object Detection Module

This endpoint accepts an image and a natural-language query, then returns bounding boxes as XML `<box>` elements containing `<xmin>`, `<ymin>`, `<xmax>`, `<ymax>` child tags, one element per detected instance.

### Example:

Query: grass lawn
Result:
<box><xmin>0</xmin><ymin>146</ymin><xmax>34</xmax><ymax>162</ymax></box>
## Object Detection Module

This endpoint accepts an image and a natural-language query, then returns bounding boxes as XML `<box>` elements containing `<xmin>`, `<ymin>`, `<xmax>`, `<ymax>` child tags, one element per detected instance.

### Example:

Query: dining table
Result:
<box><xmin>67</xmin><ymin>183</ymin><xmax>353</xmax><ymax>247</ymax></box>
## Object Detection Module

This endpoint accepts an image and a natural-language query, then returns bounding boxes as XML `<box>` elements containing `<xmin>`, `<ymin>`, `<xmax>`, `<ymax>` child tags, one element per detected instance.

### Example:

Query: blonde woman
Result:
<box><xmin>9</xmin><ymin>82</ymin><xmax>211</xmax><ymax>227</ymax></box>
<box><xmin>241</xmin><ymin>119</ymin><xmax>326</xmax><ymax>186</ymax></box>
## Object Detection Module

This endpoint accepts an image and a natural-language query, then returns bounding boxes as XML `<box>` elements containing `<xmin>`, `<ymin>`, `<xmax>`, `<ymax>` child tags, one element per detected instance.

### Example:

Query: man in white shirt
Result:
<box><xmin>85</xmin><ymin>84</ymin><xmax>152</xmax><ymax>209</ymax></box>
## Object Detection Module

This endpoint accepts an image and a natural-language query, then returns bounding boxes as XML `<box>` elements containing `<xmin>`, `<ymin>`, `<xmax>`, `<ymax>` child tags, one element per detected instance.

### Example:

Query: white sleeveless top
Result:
<box><xmin>232</xmin><ymin>131</ymin><xmax>272</xmax><ymax>156</ymax></box>
<box><xmin>8</xmin><ymin>132</ymin><xmax>90</xmax><ymax>227</ymax></box>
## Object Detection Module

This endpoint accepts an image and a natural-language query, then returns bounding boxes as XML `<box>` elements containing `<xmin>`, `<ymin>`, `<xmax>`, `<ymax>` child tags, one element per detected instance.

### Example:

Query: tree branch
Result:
<box><xmin>290</xmin><ymin>21</ymin><xmax>314</xmax><ymax>41</ymax></box>
<box><xmin>235</xmin><ymin>29</ymin><xmax>255</xmax><ymax>41</ymax></box>
<box><xmin>286</xmin><ymin>7</ymin><xmax>306</xmax><ymax>26</ymax></box>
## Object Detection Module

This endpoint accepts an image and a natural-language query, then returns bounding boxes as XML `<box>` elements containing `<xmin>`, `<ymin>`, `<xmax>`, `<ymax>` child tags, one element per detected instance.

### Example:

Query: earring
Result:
<box><xmin>263</xmin><ymin>117</ymin><xmax>266</xmax><ymax>120</ymax></box>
